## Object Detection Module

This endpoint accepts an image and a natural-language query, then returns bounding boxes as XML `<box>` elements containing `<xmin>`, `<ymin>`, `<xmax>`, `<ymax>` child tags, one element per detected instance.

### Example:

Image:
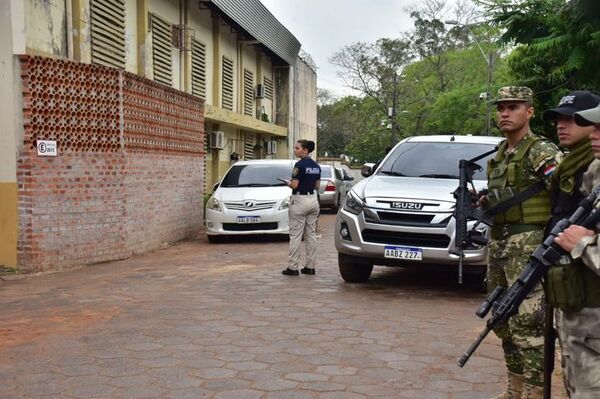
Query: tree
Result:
<box><xmin>317</xmin><ymin>94</ymin><xmax>387</xmax><ymax>161</ymax></box>
<box><xmin>330</xmin><ymin>38</ymin><xmax>413</xmax><ymax>119</ymax></box>
<box><xmin>476</xmin><ymin>0</ymin><xmax>600</xmax><ymax>136</ymax></box>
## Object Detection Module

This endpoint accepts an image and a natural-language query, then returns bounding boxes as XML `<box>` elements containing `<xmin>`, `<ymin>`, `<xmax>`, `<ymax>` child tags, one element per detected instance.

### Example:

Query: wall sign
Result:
<box><xmin>37</xmin><ymin>140</ymin><xmax>57</xmax><ymax>157</ymax></box>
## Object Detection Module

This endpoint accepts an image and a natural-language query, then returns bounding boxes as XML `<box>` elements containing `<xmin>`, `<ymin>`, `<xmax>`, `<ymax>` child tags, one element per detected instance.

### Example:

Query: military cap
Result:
<box><xmin>544</xmin><ymin>91</ymin><xmax>600</xmax><ymax>122</ymax></box>
<box><xmin>493</xmin><ymin>86</ymin><xmax>534</xmax><ymax>104</ymax></box>
<box><xmin>574</xmin><ymin>102</ymin><xmax>600</xmax><ymax>126</ymax></box>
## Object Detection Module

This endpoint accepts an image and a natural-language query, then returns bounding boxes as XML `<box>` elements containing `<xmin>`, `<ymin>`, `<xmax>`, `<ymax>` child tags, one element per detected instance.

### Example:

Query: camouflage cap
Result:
<box><xmin>493</xmin><ymin>86</ymin><xmax>534</xmax><ymax>104</ymax></box>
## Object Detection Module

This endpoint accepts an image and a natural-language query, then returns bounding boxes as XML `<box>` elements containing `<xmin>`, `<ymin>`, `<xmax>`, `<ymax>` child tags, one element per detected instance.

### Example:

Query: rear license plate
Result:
<box><xmin>384</xmin><ymin>246</ymin><xmax>423</xmax><ymax>260</ymax></box>
<box><xmin>237</xmin><ymin>216</ymin><xmax>261</xmax><ymax>224</ymax></box>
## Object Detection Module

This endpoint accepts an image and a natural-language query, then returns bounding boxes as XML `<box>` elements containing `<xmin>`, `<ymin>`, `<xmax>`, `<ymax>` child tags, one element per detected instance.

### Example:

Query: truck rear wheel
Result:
<box><xmin>338</xmin><ymin>253</ymin><xmax>373</xmax><ymax>283</ymax></box>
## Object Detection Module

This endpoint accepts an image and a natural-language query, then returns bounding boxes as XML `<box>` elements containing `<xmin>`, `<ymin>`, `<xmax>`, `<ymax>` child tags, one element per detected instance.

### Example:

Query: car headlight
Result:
<box><xmin>206</xmin><ymin>197</ymin><xmax>222</xmax><ymax>212</ymax></box>
<box><xmin>278</xmin><ymin>196</ymin><xmax>291</xmax><ymax>211</ymax></box>
<box><xmin>343</xmin><ymin>191</ymin><xmax>364</xmax><ymax>215</ymax></box>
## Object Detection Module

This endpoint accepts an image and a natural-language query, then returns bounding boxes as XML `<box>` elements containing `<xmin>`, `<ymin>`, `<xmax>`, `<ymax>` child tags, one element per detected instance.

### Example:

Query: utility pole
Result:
<box><xmin>485</xmin><ymin>51</ymin><xmax>493</xmax><ymax>136</ymax></box>
<box><xmin>390</xmin><ymin>71</ymin><xmax>398</xmax><ymax>145</ymax></box>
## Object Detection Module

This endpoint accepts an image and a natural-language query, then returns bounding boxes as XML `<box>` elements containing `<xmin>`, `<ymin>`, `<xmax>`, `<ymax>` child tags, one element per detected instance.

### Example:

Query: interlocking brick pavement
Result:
<box><xmin>0</xmin><ymin>213</ymin><xmax>568</xmax><ymax>398</ymax></box>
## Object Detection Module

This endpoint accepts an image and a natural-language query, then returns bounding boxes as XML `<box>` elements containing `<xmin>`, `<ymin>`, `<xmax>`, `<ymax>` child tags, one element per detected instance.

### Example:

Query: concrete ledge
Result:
<box><xmin>204</xmin><ymin>104</ymin><xmax>287</xmax><ymax>137</ymax></box>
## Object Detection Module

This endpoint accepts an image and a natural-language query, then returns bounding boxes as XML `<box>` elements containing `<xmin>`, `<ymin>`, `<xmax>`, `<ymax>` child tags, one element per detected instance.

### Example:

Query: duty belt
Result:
<box><xmin>293</xmin><ymin>191</ymin><xmax>315</xmax><ymax>195</ymax></box>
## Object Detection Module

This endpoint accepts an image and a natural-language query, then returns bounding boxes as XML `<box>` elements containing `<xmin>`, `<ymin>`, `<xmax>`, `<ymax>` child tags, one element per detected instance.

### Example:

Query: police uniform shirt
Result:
<box><xmin>292</xmin><ymin>157</ymin><xmax>321</xmax><ymax>194</ymax></box>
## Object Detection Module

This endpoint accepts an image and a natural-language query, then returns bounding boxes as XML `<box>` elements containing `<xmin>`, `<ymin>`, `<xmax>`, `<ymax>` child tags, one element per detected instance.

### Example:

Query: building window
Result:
<box><xmin>150</xmin><ymin>13</ymin><xmax>173</xmax><ymax>86</ymax></box>
<box><xmin>243</xmin><ymin>69</ymin><xmax>254</xmax><ymax>116</ymax></box>
<box><xmin>263</xmin><ymin>76</ymin><xmax>274</xmax><ymax>101</ymax></box>
<box><xmin>191</xmin><ymin>39</ymin><xmax>206</xmax><ymax>99</ymax></box>
<box><xmin>222</xmin><ymin>56</ymin><xmax>234</xmax><ymax>110</ymax></box>
<box><xmin>244</xmin><ymin>133</ymin><xmax>255</xmax><ymax>160</ymax></box>
<box><xmin>90</xmin><ymin>0</ymin><xmax>126</xmax><ymax>69</ymax></box>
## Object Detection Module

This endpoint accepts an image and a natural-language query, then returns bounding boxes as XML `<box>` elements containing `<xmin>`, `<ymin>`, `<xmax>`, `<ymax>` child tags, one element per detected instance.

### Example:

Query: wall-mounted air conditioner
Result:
<box><xmin>208</xmin><ymin>131</ymin><xmax>225</xmax><ymax>150</ymax></box>
<box><xmin>265</xmin><ymin>140</ymin><xmax>277</xmax><ymax>155</ymax></box>
<box><xmin>255</xmin><ymin>84</ymin><xmax>265</xmax><ymax>99</ymax></box>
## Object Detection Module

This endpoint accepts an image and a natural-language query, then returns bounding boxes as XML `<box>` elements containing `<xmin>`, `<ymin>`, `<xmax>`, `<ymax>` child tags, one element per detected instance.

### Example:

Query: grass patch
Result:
<box><xmin>0</xmin><ymin>265</ymin><xmax>18</xmax><ymax>275</ymax></box>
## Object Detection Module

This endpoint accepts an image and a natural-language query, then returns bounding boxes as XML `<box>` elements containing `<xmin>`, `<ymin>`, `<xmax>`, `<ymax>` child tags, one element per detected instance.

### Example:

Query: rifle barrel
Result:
<box><xmin>457</xmin><ymin>324</ymin><xmax>492</xmax><ymax>367</ymax></box>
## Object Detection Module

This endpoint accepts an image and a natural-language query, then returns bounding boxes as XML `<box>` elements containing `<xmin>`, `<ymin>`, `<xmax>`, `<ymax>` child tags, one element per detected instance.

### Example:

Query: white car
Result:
<box><xmin>335</xmin><ymin>135</ymin><xmax>503</xmax><ymax>282</ymax></box>
<box><xmin>318</xmin><ymin>165</ymin><xmax>349</xmax><ymax>211</ymax></box>
<box><xmin>205</xmin><ymin>159</ymin><xmax>295</xmax><ymax>242</ymax></box>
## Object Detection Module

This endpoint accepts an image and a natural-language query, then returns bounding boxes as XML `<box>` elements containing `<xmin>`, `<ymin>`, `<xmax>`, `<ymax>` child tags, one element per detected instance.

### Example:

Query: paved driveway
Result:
<box><xmin>0</xmin><ymin>214</ymin><xmax>567</xmax><ymax>398</ymax></box>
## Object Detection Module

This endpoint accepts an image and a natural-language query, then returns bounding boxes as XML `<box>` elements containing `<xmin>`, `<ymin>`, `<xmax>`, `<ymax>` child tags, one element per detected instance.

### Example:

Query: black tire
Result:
<box><xmin>338</xmin><ymin>253</ymin><xmax>373</xmax><ymax>283</ymax></box>
<box><xmin>332</xmin><ymin>194</ymin><xmax>340</xmax><ymax>212</ymax></box>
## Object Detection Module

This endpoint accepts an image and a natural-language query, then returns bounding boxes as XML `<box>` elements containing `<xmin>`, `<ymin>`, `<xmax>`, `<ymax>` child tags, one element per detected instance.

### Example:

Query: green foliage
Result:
<box><xmin>321</xmin><ymin>0</ymin><xmax>513</xmax><ymax>161</ymax></box>
<box><xmin>476</xmin><ymin>0</ymin><xmax>600</xmax><ymax>137</ymax></box>
<box><xmin>317</xmin><ymin>93</ymin><xmax>388</xmax><ymax>161</ymax></box>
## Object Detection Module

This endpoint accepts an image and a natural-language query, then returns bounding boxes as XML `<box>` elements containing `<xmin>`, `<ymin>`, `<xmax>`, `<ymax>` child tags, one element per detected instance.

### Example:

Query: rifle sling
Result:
<box><xmin>484</xmin><ymin>181</ymin><xmax>546</xmax><ymax>218</ymax></box>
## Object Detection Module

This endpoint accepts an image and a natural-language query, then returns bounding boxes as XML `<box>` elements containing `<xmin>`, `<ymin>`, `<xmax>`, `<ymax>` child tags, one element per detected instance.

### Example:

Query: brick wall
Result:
<box><xmin>125</xmin><ymin>155</ymin><xmax>204</xmax><ymax>255</ymax></box>
<box><xmin>17</xmin><ymin>56</ymin><xmax>205</xmax><ymax>272</ymax></box>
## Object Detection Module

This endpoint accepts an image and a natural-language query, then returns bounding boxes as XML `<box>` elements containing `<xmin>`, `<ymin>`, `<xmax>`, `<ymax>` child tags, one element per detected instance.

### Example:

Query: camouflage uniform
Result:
<box><xmin>486</xmin><ymin>87</ymin><xmax>563</xmax><ymax>389</ymax></box>
<box><xmin>555</xmin><ymin>159</ymin><xmax>600</xmax><ymax>398</ymax></box>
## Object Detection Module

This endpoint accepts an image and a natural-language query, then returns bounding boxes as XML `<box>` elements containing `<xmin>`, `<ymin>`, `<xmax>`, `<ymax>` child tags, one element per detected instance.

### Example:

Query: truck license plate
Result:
<box><xmin>237</xmin><ymin>216</ymin><xmax>261</xmax><ymax>224</ymax></box>
<box><xmin>384</xmin><ymin>246</ymin><xmax>423</xmax><ymax>260</ymax></box>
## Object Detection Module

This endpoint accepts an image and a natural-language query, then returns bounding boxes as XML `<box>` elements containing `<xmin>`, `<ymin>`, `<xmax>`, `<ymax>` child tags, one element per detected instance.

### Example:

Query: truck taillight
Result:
<box><xmin>325</xmin><ymin>181</ymin><xmax>336</xmax><ymax>192</ymax></box>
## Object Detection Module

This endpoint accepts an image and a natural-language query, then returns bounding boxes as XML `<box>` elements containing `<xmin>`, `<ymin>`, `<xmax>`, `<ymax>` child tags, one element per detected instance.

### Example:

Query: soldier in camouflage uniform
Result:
<box><xmin>483</xmin><ymin>87</ymin><xmax>563</xmax><ymax>399</ymax></box>
<box><xmin>553</xmin><ymin>103</ymin><xmax>600</xmax><ymax>398</ymax></box>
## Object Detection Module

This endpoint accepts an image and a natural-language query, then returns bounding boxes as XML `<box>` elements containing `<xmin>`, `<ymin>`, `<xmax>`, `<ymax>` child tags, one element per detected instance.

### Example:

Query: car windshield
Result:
<box><xmin>220</xmin><ymin>164</ymin><xmax>292</xmax><ymax>187</ymax></box>
<box><xmin>321</xmin><ymin>166</ymin><xmax>333</xmax><ymax>179</ymax></box>
<box><xmin>377</xmin><ymin>141</ymin><xmax>496</xmax><ymax>180</ymax></box>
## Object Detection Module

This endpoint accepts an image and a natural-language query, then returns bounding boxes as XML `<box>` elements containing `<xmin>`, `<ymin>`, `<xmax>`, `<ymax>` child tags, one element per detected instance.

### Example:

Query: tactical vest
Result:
<box><xmin>545</xmin><ymin>166</ymin><xmax>600</xmax><ymax>309</ymax></box>
<box><xmin>546</xmin><ymin>260</ymin><xmax>600</xmax><ymax>309</ymax></box>
<box><xmin>487</xmin><ymin>136</ymin><xmax>551</xmax><ymax>225</ymax></box>
<box><xmin>545</xmin><ymin>169</ymin><xmax>586</xmax><ymax>235</ymax></box>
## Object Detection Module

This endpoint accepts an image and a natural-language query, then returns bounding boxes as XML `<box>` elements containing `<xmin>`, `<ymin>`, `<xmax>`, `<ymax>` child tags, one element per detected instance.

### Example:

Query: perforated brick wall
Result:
<box><xmin>17</xmin><ymin>55</ymin><xmax>205</xmax><ymax>272</ymax></box>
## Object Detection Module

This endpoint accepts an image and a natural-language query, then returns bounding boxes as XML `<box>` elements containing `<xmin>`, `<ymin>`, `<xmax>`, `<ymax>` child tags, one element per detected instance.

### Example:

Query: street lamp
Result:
<box><xmin>445</xmin><ymin>20</ymin><xmax>494</xmax><ymax>136</ymax></box>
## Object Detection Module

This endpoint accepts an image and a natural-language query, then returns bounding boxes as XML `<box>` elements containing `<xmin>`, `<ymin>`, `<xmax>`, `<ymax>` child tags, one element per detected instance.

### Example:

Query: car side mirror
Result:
<box><xmin>361</xmin><ymin>163</ymin><xmax>375</xmax><ymax>178</ymax></box>
<box><xmin>212</xmin><ymin>182</ymin><xmax>220</xmax><ymax>192</ymax></box>
<box><xmin>345</xmin><ymin>175</ymin><xmax>354</xmax><ymax>181</ymax></box>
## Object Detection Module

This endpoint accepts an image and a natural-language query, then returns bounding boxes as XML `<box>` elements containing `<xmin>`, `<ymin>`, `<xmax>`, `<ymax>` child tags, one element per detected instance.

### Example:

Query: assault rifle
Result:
<box><xmin>457</xmin><ymin>187</ymin><xmax>600</xmax><ymax>369</ymax></box>
<box><xmin>452</xmin><ymin>147</ymin><xmax>498</xmax><ymax>284</ymax></box>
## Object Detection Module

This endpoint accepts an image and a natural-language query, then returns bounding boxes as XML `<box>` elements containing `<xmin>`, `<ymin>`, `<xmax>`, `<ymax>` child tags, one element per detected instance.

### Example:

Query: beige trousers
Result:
<box><xmin>556</xmin><ymin>307</ymin><xmax>600</xmax><ymax>398</ymax></box>
<box><xmin>288</xmin><ymin>194</ymin><xmax>319</xmax><ymax>270</ymax></box>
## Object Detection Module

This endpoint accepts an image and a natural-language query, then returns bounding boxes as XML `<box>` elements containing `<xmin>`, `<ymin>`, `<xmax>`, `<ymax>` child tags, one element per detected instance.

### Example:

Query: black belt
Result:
<box><xmin>293</xmin><ymin>191</ymin><xmax>314</xmax><ymax>195</ymax></box>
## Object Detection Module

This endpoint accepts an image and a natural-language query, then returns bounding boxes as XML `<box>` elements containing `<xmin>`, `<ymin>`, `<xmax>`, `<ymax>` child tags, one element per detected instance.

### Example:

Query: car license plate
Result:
<box><xmin>237</xmin><ymin>216</ymin><xmax>261</xmax><ymax>224</ymax></box>
<box><xmin>384</xmin><ymin>246</ymin><xmax>423</xmax><ymax>260</ymax></box>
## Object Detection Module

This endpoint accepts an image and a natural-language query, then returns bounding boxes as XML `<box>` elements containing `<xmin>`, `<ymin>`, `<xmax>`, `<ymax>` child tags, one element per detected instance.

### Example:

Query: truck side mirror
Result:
<box><xmin>361</xmin><ymin>163</ymin><xmax>375</xmax><ymax>178</ymax></box>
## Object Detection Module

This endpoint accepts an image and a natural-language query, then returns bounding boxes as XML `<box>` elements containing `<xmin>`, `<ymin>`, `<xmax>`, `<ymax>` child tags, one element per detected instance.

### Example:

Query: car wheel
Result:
<box><xmin>332</xmin><ymin>194</ymin><xmax>340</xmax><ymax>212</ymax></box>
<box><xmin>338</xmin><ymin>253</ymin><xmax>373</xmax><ymax>283</ymax></box>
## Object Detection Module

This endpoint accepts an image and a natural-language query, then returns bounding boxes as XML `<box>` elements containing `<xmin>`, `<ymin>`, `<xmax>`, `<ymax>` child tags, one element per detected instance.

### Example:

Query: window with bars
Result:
<box><xmin>150</xmin><ymin>13</ymin><xmax>173</xmax><ymax>86</ymax></box>
<box><xmin>191</xmin><ymin>39</ymin><xmax>206</xmax><ymax>99</ymax></box>
<box><xmin>263</xmin><ymin>76</ymin><xmax>274</xmax><ymax>101</ymax></box>
<box><xmin>90</xmin><ymin>0</ymin><xmax>126</xmax><ymax>69</ymax></box>
<box><xmin>221</xmin><ymin>56</ymin><xmax>234</xmax><ymax>110</ymax></box>
<box><xmin>243</xmin><ymin>69</ymin><xmax>254</xmax><ymax>116</ymax></box>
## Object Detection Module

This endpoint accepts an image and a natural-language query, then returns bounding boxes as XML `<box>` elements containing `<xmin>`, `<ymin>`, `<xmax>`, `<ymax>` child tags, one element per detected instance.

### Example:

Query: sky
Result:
<box><xmin>260</xmin><ymin>0</ymin><xmax>416</xmax><ymax>97</ymax></box>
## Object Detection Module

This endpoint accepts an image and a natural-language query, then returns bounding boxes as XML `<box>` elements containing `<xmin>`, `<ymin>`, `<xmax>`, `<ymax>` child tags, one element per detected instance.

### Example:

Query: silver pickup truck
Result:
<box><xmin>334</xmin><ymin>135</ymin><xmax>503</xmax><ymax>282</ymax></box>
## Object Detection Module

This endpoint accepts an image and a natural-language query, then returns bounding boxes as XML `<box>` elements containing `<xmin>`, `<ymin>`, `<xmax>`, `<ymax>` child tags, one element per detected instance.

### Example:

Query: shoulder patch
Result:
<box><xmin>529</xmin><ymin>140</ymin><xmax>562</xmax><ymax>172</ymax></box>
<box><xmin>291</xmin><ymin>167</ymin><xmax>299</xmax><ymax>177</ymax></box>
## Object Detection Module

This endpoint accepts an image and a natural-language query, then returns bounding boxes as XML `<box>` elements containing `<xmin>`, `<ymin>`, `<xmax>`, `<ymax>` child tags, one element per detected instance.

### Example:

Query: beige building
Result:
<box><xmin>0</xmin><ymin>0</ymin><xmax>317</xmax><ymax>270</ymax></box>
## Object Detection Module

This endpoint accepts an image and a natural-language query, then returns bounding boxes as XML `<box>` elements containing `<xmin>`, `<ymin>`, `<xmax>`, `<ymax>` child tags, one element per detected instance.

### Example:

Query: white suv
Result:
<box><xmin>334</xmin><ymin>135</ymin><xmax>503</xmax><ymax>282</ymax></box>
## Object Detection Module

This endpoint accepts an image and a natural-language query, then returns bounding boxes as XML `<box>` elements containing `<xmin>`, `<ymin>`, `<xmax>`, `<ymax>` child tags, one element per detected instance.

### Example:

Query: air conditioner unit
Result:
<box><xmin>255</xmin><ymin>84</ymin><xmax>265</xmax><ymax>99</ymax></box>
<box><xmin>265</xmin><ymin>140</ymin><xmax>277</xmax><ymax>155</ymax></box>
<box><xmin>208</xmin><ymin>131</ymin><xmax>225</xmax><ymax>150</ymax></box>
